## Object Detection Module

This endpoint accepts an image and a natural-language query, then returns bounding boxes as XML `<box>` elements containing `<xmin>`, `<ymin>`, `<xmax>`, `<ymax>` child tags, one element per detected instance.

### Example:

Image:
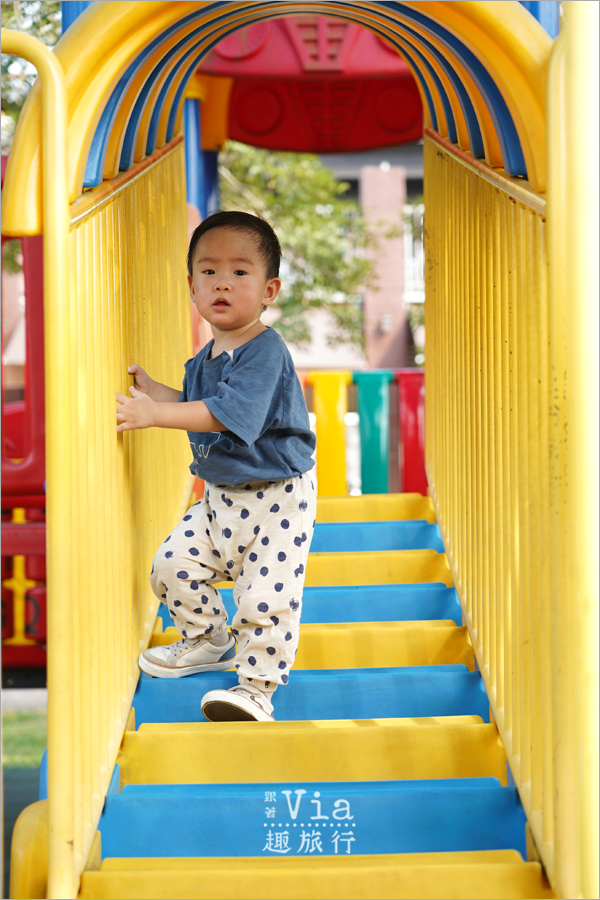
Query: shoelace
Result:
<box><xmin>170</xmin><ymin>637</ymin><xmax>204</xmax><ymax>657</ymax></box>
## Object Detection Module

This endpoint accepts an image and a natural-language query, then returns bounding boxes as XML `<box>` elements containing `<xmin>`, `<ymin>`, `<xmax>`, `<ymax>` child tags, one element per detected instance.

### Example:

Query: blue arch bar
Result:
<box><xmin>78</xmin><ymin>0</ymin><xmax>528</xmax><ymax>185</ymax></box>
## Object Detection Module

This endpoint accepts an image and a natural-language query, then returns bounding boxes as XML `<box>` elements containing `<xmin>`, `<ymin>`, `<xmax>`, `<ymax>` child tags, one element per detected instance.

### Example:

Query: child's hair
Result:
<box><xmin>187</xmin><ymin>211</ymin><xmax>281</xmax><ymax>280</ymax></box>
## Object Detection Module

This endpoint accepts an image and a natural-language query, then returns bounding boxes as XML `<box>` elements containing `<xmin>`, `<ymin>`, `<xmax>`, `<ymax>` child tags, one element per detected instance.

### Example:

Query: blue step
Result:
<box><xmin>98</xmin><ymin>780</ymin><xmax>526</xmax><ymax>859</ymax></box>
<box><xmin>132</xmin><ymin>666</ymin><xmax>489</xmax><ymax>726</ymax></box>
<box><xmin>157</xmin><ymin>584</ymin><xmax>462</xmax><ymax>629</ymax></box>
<box><xmin>309</xmin><ymin>521</ymin><xmax>445</xmax><ymax>553</ymax></box>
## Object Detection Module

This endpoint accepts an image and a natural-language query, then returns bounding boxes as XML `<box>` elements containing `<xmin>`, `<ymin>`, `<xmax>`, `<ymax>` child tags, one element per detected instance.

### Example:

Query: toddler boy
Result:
<box><xmin>116</xmin><ymin>211</ymin><xmax>316</xmax><ymax>722</ymax></box>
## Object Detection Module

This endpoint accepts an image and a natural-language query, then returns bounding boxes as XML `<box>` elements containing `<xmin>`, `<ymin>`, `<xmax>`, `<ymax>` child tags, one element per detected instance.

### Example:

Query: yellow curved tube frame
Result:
<box><xmin>3</xmin><ymin>0</ymin><xmax>551</xmax><ymax>236</ymax></box>
<box><xmin>1</xmin><ymin>26</ymin><xmax>73</xmax><ymax>900</ymax></box>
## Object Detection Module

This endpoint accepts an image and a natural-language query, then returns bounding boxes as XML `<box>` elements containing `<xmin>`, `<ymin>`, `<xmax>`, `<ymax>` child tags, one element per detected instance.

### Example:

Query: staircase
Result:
<box><xmin>78</xmin><ymin>494</ymin><xmax>554</xmax><ymax>899</ymax></box>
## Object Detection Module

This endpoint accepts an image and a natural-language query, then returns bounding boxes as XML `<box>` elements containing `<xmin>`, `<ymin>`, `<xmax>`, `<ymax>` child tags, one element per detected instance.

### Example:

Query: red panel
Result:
<box><xmin>25</xmin><ymin>555</ymin><xmax>46</xmax><ymax>581</ymax></box>
<box><xmin>394</xmin><ymin>369</ymin><xmax>428</xmax><ymax>495</ymax></box>
<box><xmin>25</xmin><ymin>586</ymin><xmax>47</xmax><ymax>641</ymax></box>
<box><xmin>201</xmin><ymin>18</ymin><xmax>412</xmax><ymax>78</ymax></box>
<box><xmin>1</xmin><ymin>642</ymin><xmax>46</xmax><ymax>668</ymax></box>
<box><xmin>228</xmin><ymin>75</ymin><xmax>422</xmax><ymax>153</ymax></box>
<box><xmin>1</xmin><ymin>555</ymin><xmax>12</xmax><ymax>579</ymax></box>
<box><xmin>1</xmin><ymin>233</ymin><xmax>46</xmax><ymax>497</ymax></box>
<box><xmin>26</xmin><ymin>507</ymin><xmax>46</xmax><ymax>522</ymax></box>
<box><xmin>1</xmin><ymin>494</ymin><xmax>46</xmax><ymax>509</ymax></box>
<box><xmin>3</xmin><ymin>401</ymin><xmax>25</xmax><ymax>458</ymax></box>
<box><xmin>1</xmin><ymin>587</ymin><xmax>14</xmax><ymax>640</ymax></box>
<box><xmin>1</xmin><ymin>522</ymin><xmax>46</xmax><ymax>556</ymax></box>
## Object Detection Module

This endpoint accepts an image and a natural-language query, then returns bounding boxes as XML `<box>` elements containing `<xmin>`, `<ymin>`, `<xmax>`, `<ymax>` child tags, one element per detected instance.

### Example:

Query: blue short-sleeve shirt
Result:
<box><xmin>181</xmin><ymin>328</ymin><xmax>316</xmax><ymax>485</ymax></box>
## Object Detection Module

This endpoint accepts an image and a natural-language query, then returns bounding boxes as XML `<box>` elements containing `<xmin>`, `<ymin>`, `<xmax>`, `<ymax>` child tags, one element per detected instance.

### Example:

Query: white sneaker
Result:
<box><xmin>201</xmin><ymin>685</ymin><xmax>275</xmax><ymax>722</ymax></box>
<box><xmin>139</xmin><ymin>634</ymin><xmax>236</xmax><ymax>678</ymax></box>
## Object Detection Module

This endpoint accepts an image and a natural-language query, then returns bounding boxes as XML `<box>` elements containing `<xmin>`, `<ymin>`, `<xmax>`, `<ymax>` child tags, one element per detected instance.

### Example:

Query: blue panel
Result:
<box><xmin>60</xmin><ymin>0</ymin><xmax>93</xmax><ymax>33</ymax></box>
<box><xmin>309</xmin><ymin>520</ymin><xmax>445</xmax><ymax>553</ymax></box>
<box><xmin>38</xmin><ymin>748</ymin><xmax>48</xmax><ymax>800</ymax></box>
<box><xmin>519</xmin><ymin>1</ymin><xmax>560</xmax><ymax>38</ymax></box>
<box><xmin>107</xmin><ymin>764</ymin><xmax>121</xmax><ymax>795</ymax></box>
<box><xmin>132</xmin><ymin>665</ymin><xmax>489</xmax><ymax>725</ymax></box>
<box><xmin>381</xmin><ymin>2</ymin><xmax>527</xmax><ymax>176</ymax></box>
<box><xmin>99</xmin><ymin>781</ymin><xmax>526</xmax><ymax>858</ymax></box>
<box><xmin>157</xmin><ymin>582</ymin><xmax>462</xmax><ymax>628</ymax></box>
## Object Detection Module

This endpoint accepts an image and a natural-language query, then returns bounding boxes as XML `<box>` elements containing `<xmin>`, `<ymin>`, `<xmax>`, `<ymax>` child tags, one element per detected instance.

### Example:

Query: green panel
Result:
<box><xmin>354</xmin><ymin>371</ymin><xmax>394</xmax><ymax>494</ymax></box>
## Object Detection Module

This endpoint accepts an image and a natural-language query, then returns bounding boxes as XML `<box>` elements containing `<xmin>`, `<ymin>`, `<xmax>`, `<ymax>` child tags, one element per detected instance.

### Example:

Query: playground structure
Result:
<box><xmin>1</xmin><ymin>1</ymin><xmax>598</xmax><ymax>898</ymax></box>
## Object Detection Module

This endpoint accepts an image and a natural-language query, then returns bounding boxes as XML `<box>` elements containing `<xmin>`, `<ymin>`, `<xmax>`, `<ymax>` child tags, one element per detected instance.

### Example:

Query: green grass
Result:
<box><xmin>2</xmin><ymin>710</ymin><xmax>47</xmax><ymax>767</ymax></box>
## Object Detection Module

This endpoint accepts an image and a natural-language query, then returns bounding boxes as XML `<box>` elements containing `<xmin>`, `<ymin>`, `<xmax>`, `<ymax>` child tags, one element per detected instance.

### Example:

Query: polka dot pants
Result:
<box><xmin>150</xmin><ymin>475</ymin><xmax>316</xmax><ymax>692</ymax></box>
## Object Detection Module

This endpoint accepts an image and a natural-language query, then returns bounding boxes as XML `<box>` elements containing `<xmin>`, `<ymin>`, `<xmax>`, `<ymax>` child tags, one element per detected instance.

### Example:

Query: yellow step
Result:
<box><xmin>317</xmin><ymin>493</ymin><xmax>436</xmax><ymax>523</ymax></box>
<box><xmin>79</xmin><ymin>851</ymin><xmax>555</xmax><ymax>899</ymax></box>
<box><xmin>117</xmin><ymin>719</ymin><xmax>505</xmax><ymax>787</ymax></box>
<box><xmin>153</xmin><ymin>621</ymin><xmax>474</xmax><ymax>669</ymax></box>
<box><xmin>211</xmin><ymin>549</ymin><xmax>452</xmax><ymax>590</ymax></box>
<box><xmin>304</xmin><ymin>550</ymin><xmax>452</xmax><ymax>586</ymax></box>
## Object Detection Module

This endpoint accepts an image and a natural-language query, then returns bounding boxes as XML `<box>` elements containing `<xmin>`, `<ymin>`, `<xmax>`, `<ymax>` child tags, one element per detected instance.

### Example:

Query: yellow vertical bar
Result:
<box><xmin>499</xmin><ymin>193</ymin><xmax>512</xmax><ymax>742</ymax></box>
<box><xmin>492</xmin><ymin>183</ymin><xmax>504</xmax><ymax>717</ymax></box>
<box><xmin>508</xmin><ymin>196</ymin><xmax>522</xmax><ymax>784</ymax></box>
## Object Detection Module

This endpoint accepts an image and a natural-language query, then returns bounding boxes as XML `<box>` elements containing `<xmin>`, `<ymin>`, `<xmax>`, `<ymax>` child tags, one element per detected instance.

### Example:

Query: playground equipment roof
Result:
<box><xmin>196</xmin><ymin>17</ymin><xmax>423</xmax><ymax>152</ymax></box>
<box><xmin>2</xmin><ymin>0</ymin><xmax>552</xmax><ymax>235</ymax></box>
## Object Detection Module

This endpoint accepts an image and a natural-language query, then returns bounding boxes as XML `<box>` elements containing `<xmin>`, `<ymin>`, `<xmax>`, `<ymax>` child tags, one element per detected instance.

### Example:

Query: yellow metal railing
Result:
<box><xmin>2</xmin><ymin>31</ymin><xmax>193</xmax><ymax>898</ymax></box>
<box><xmin>423</xmin><ymin>4</ymin><xmax>598</xmax><ymax>893</ymax></box>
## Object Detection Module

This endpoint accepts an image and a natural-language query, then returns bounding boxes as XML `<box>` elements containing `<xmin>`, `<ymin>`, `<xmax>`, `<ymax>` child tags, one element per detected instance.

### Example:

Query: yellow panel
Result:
<box><xmin>304</xmin><ymin>550</ymin><xmax>452</xmax><ymax>587</ymax></box>
<box><xmin>204</xmin><ymin>549</ymin><xmax>451</xmax><ymax>591</ymax></box>
<box><xmin>147</xmin><ymin>716</ymin><xmax>484</xmax><ymax>732</ymax></box>
<box><xmin>197</xmin><ymin>75</ymin><xmax>234</xmax><ymax>151</ymax></box>
<box><xmin>8</xmin><ymin>801</ymin><xmax>48</xmax><ymax>900</ymax></box>
<box><xmin>316</xmin><ymin>493</ymin><xmax>436</xmax><ymax>523</ymax></box>
<box><xmin>43</xmin><ymin>142</ymin><xmax>191</xmax><ymax>897</ymax></box>
<box><xmin>118</xmin><ymin>720</ymin><xmax>506</xmax><ymax>786</ymax></box>
<box><xmin>79</xmin><ymin>855</ymin><xmax>555</xmax><ymax>900</ymax></box>
<box><xmin>308</xmin><ymin>371</ymin><xmax>352</xmax><ymax>497</ymax></box>
<box><xmin>422</xmin><ymin>91</ymin><xmax>597</xmax><ymax>899</ymax></box>
<box><xmin>153</xmin><ymin>621</ymin><xmax>475</xmax><ymax>670</ymax></box>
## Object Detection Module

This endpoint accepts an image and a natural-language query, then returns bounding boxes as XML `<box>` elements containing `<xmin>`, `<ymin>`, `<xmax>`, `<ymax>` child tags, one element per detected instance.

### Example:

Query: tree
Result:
<box><xmin>220</xmin><ymin>141</ymin><xmax>377</xmax><ymax>350</ymax></box>
<box><xmin>1</xmin><ymin>1</ymin><xmax>60</xmax><ymax>149</ymax></box>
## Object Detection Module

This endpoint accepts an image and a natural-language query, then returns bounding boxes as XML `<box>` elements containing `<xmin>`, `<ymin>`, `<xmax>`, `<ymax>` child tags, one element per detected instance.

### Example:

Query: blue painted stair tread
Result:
<box><xmin>98</xmin><ymin>780</ymin><xmax>526</xmax><ymax>859</ymax></box>
<box><xmin>132</xmin><ymin>666</ymin><xmax>489</xmax><ymax>726</ymax></box>
<box><xmin>309</xmin><ymin>520</ymin><xmax>445</xmax><ymax>553</ymax></box>
<box><xmin>157</xmin><ymin>584</ymin><xmax>462</xmax><ymax>629</ymax></box>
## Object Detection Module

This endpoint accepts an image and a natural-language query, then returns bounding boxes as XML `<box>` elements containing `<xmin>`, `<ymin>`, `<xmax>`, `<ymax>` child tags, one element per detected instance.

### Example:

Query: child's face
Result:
<box><xmin>188</xmin><ymin>227</ymin><xmax>280</xmax><ymax>333</ymax></box>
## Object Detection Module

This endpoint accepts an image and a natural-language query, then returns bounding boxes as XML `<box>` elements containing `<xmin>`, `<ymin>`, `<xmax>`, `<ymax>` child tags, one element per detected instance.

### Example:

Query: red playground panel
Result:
<box><xmin>199</xmin><ymin>17</ymin><xmax>422</xmax><ymax>152</ymax></box>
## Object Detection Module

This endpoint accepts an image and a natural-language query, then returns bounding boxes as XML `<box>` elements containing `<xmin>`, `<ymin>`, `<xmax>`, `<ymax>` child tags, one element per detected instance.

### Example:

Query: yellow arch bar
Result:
<box><xmin>2</xmin><ymin>0</ymin><xmax>551</xmax><ymax>235</ymax></box>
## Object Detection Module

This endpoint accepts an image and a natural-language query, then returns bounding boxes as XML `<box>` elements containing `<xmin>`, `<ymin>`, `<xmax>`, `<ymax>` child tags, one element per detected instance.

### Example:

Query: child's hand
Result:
<box><xmin>128</xmin><ymin>364</ymin><xmax>154</xmax><ymax>396</ymax></box>
<box><xmin>116</xmin><ymin>386</ymin><xmax>156</xmax><ymax>432</ymax></box>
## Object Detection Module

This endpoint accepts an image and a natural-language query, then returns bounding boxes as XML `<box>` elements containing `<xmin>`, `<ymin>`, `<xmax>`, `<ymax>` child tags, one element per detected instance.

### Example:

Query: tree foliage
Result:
<box><xmin>1</xmin><ymin>1</ymin><xmax>60</xmax><ymax>122</ymax></box>
<box><xmin>220</xmin><ymin>141</ymin><xmax>376</xmax><ymax>349</ymax></box>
